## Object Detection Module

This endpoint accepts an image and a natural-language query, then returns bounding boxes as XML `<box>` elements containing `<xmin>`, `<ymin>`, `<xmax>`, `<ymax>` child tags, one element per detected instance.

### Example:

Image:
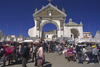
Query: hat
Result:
<box><xmin>92</xmin><ymin>45</ymin><xmax>96</xmax><ymax>48</ymax></box>
<box><xmin>5</xmin><ymin>44</ymin><xmax>10</xmax><ymax>47</ymax></box>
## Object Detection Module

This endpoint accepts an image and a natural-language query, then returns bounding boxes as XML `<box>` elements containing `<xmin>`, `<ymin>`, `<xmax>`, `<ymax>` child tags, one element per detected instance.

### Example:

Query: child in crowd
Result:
<box><xmin>86</xmin><ymin>54</ymin><xmax>90</xmax><ymax>64</ymax></box>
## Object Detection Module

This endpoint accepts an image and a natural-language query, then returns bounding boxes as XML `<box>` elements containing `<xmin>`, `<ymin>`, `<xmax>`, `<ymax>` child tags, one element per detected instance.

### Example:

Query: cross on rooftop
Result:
<box><xmin>48</xmin><ymin>0</ymin><xmax>52</xmax><ymax>3</ymax></box>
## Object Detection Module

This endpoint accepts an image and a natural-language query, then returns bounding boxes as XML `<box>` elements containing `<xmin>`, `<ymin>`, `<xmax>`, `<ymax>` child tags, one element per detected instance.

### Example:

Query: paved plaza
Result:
<box><xmin>0</xmin><ymin>53</ymin><xmax>100</xmax><ymax>67</ymax></box>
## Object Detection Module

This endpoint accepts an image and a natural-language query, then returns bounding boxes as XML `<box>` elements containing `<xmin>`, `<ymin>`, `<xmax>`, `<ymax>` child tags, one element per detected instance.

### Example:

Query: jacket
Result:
<box><xmin>22</xmin><ymin>46</ymin><xmax>30</xmax><ymax>58</ymax></box>
<box><xmin>92</xmin><ymin>48</ymin><xmax>99</xmax><ymax>55</ymax></box>
<box><xmin>76</xmin><ymin>46</ymin><xmax>82</xmax><ymax>53</ymax></box>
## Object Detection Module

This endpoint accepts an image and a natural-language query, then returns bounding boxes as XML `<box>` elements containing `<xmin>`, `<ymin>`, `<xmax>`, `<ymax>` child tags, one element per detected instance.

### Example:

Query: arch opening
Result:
<box><xmin>40</xmin><ymin>21</ymin><xmax>59</xmax><ymax>30</ymax></box>
<box><xmin>40</xmin><ymin>22</ymin><xmax>58</xmax><ymax>41</ymax></box>
<box><xmin>70</xmin><ymin>29</ymin><xmax>79</xmax><ymax>40</ymax></box>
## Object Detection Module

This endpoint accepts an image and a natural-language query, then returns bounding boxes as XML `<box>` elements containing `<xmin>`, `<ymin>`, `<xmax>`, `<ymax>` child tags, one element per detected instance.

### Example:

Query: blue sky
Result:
<box><xmin>0</xmin><ymin>0</ymin><xmax>100</xmax><ymax>37</ymax></box>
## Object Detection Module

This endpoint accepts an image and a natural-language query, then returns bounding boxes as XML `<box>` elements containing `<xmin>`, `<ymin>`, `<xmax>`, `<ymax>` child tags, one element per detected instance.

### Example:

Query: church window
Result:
<box><xmin>48</xmin><ymin>10</ymin><xmax>52</xmax><ymax>16</ymax></box>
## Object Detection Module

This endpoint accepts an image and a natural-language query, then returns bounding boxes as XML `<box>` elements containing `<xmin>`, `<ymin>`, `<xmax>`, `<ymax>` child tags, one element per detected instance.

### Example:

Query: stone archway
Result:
<box><xmin>39</xmin><ymin>20</ymin><xmax>59</xmax><ymax>40</ymax></box>
<box><xmin>70</xmin><ymin>28</ymin><xmax>79</xmax><ymax>40</ymax></box>
<box><xmin>40</xmin><ymin>20</ymin><xmax>59</xmax><ymax>30</ymax></box>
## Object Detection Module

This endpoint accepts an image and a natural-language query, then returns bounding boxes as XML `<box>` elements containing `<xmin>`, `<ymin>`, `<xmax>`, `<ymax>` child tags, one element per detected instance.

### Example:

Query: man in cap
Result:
<box><xmin>92</xmin><ymin>45</ymin><xmax>99</xmax><ymax>63</ymax></box>
<box><xmin>22</xmin><ymin>42</ymin><xmax>30</xmax><ymax>67</ymax></box>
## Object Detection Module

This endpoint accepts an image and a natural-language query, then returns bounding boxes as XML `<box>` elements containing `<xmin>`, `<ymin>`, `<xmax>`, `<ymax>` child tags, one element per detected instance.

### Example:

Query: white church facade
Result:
<box><xmin>28</xmin><ymin>3</ymin><xmax>83</xmax><ymax>42</ymax></box>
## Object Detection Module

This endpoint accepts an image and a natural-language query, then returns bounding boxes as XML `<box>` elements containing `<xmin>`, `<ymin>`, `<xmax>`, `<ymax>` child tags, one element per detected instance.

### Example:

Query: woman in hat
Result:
<box><xmin>2</xmin><ymin>44</ymin><xmax>12</xmax><ymax>67</ymax></box>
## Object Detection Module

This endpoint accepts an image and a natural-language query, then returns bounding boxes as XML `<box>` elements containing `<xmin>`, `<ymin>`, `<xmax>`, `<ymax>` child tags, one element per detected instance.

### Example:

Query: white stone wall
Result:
<box><xmin>64</xmin><ymin>26</ymin><xmax>70</xmax><ymax>37</ymax></box>
<box><xmin>63</xmin><ymin>25</ymin><xmax>83</xmax><ymax>41</ymax></box>
<box><xmin>28</xmin><ymin>20</ymin><xmax>83</xmax><ymax>41</ymax></box>
<box><xmin>0</xmin><ymin>37</ymin><xmax>5</xmax><ymax>42</ymax></box>
<box><xmin>95</xmin><ymin>31</ymin><xmax>100</xmax><ymax>43</ymax></box>
<box><xmin>79</xmin><ymin>26</ymin><xmax>83</xmax><ymax>39</ymax></box>
<box><xmin>28</xmin><ymin>19</ymin><xmax>83</xmax><ymax>42</ymax></box>
<box><xmin>6</xmin><ymin>37</ymin><xmax>11</xmax><ymax>41</ymax></box>
<box><xmin>28</xmin><ymin>20</ymin><xmax>37</xmax><ymax>37</ymax></box>
<box><xmin>28</xmin><ymin>20</ymin><xmax>63</xmax><ymax>38</ymax></box>
<box><xmin>45</xmin><ymin>34</ymin><xmax>56</xmax><ymax>40</ymax></box>
<box><xmin>80</xmin><ymin>38</ymin><xmax>95</xmax><ymax>43</ymax></box>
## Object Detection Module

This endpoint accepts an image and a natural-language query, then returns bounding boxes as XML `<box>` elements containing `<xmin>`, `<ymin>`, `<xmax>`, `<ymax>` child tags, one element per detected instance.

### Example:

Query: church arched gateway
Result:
<box><xmin>40</xmin><ymin>20</ymin><xmax>59</xmax><ymax>40</ymax></box>
<box><xmin>28</xmin><ymin>2</ymin><xmax>83</xmax><ymax>42</ymax></box>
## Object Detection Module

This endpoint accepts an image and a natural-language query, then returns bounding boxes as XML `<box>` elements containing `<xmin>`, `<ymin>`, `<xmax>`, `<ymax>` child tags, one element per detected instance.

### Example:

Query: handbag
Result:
<box><xmin>0</xmin><ymin>55</ymin><xmax>5</xmax><ymax>62</ymax></box>
<box><xmin>37</xmin><ymin>59</ymin><xmax>43</xmax><ymax>66</ymax></box>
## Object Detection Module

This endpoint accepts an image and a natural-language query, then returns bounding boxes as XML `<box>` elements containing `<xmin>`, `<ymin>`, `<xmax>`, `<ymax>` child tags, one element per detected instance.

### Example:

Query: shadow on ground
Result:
<box><xmin>5</xmin><ymin>60</ymin><xmax>52</xmax><ymax>67</ymax></box>
<box><xmin>0</xmin><ymin>63</ymin><xmax>3</xmax><ymax>65</ymax></box>
<box><xmin>44</xmin><ymin>64</ymin><xmax>52</xmax><ymax>67</ymax></box>
<box><xmin>44</xmin><ymin>62</ymin><xmax>52</xmax><ymax>67</ymax></box>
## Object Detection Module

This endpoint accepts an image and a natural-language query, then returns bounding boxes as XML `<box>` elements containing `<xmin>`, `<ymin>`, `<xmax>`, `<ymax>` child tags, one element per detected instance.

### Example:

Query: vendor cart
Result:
<box><xmin>64</xmin><ymin>52</ymin><xmax>75</xmax><ymax>62</ymax></box>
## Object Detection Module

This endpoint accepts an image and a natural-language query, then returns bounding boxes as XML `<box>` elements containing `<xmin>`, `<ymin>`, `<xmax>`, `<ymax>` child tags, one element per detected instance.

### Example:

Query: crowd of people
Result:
<box><xmin>63</xmin><ymin>42</ymin><xmax>100</xmax><ymax>65</ymax></box>
<box><xmin>0</xmin><ymin>42</ymin><xmax>45</xmax><ymax>67</ymax></box>
<box><xmin>0</xmin><ymin>41</ymin><xmax>100</xmax><ymax>67</ymax></box>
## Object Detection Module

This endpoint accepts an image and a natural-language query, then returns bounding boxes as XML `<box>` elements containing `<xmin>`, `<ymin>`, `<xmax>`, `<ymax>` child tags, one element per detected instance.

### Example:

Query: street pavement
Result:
<box><xmin>0</xmin><ymin>52</ymin><xmax>100</xmax><ymax>67</ymax></box>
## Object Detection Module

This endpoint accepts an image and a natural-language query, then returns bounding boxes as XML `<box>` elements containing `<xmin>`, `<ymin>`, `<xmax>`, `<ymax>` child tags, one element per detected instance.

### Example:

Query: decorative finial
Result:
<box><xmin>48</xmin><ymin>0</ymin><xmax>52</xmax><ymax>4</ymax></box>
<box><xmin>69</xmin><ymin>18</ymin><xmax>72</xmax><ymax>22</ymax></box>
<box><xmin>42</xmin><ymin>5</ymin><xmax>44</xmax><ymax>9</ymax></box>
<box><xmin>97</xmin><ymin>30</ymin><xmax>99</xmax><ymax>32</ymax></box>
<box><xmin>20</xmin><ymin>34</ymin><xmax>22</xmax><ymax>36</ymax></box>
<box><xmin>62</xmin><ymin>8</ymin><xmax>65</xmax><ymax>13</ymax></box>
<box><xmin>80</xmin><ymin>21</ymin><xmax>83</xmax><ymax>25</ymax></box>
<box><xmin>35</xmin><ymin>8</ymin><xmax>38</xmax><ymax>13</ymax></box>
<box><xmin>97</xmin><ymin>30</ymin><xmax>100</xmax><ymax>34</ymax></box>
<box><xmin>55</xmin><ymin>5</ymin><xmax>58</xmax><ymax>9</ymax></box>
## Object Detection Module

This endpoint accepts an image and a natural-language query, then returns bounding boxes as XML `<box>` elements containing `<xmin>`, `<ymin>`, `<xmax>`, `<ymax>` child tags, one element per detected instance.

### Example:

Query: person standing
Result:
<box><xmin>76</xmin><ymin>45</ymin><xmax>83</xmax><ymax>64</ymax></box>
<box><xmin>35</xmin><ymin>45</ymin><xmax>45</xmax><ymax>67</ymax></box>
<box><xmin>85</xmin><ymin>44</ymin><xmax>93</xmax><ymax>65</ymax></box>
<box><xmin>22</xmin><ymin>42</ymin><xmax>30</xmax><ymax>67</ymax></box>
<box><xmin>32</xmin><ymin>44</ymin><xmax>37</xmax><ymax>62</ymax></box>
<box><xmin>92</xmin><ymin>45</ymin><xmax>99</xmax><ymax>63</ymax></box>
<box><xmin>2</xmin><ymin>44</ymin><xmax>12</xmax><ymax>67</ymax></box>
